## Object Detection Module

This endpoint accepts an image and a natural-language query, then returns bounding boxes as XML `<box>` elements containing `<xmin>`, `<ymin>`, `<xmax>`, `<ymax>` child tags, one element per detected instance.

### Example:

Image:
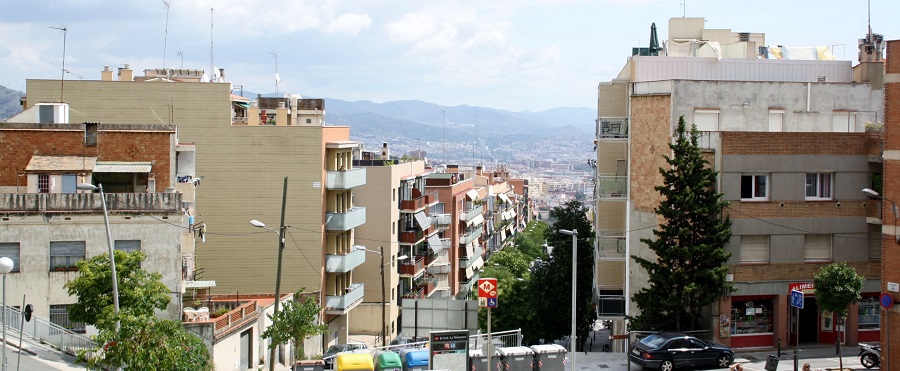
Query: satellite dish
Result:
<box><xmin>213</xmin><ymin>66</ymin><xmax>221</xmax><ymax>81</ymax></box>
<box><xmin>201</xmin><ymin>73</ymin><xmax>209</xmax><ymax>82</ymax></box>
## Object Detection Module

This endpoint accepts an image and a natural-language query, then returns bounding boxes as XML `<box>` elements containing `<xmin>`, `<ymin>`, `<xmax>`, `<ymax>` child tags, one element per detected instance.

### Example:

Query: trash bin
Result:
<box><xmin>294</xmin><ymin>360</ymin><xmax>326</xmax><ymax>371</ymax></box>
<box><xmin>529</xmin><ymin>344</ymin><xmax>567</xmax><ymax>371</ymax></box>
<box><xmin>375</xmin><ymin>351</ymin><xmax>403</xmax><ymax>371</ymax></box>
<box><xmin>336</xmin><ymin>353</ymin><xmax>375</xmax><ymax>371</ymax></box>
<box><xmin>399</xmin><ymin>349</ymin><xmax>429</xmax><ymax>371</ymax></box>
<box><xmin>764</xmin><ymin>355</ymin><xmax>779</xmax><ymax>371</ymax></box>
<box><xmin>497</xmin><ymin>347</ymin><xmax>534</xmax><ymax>371</ymax></box>
<box><xmin>469</xmin><ymin>349</ymin><xmax>499</xmax><ymax>371</ymax></box>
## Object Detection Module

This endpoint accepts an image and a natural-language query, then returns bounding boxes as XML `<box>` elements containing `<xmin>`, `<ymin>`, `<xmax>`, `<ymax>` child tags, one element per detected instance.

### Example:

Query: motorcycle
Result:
<box><xmin>858</xmin><ymin>343</ymin><xmax>881</xmax><ymax>369</ymax></box>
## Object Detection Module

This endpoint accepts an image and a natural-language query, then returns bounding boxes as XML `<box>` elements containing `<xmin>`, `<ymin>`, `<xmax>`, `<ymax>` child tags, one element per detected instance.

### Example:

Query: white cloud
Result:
<box><xmin>323</xmin><ymin>13</ymin><xmax>372</xmax><ymax>35</ymax></box>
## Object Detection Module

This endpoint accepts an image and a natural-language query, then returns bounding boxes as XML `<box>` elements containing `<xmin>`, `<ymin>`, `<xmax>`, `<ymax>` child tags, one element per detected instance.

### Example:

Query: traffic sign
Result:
<box><xmin>478</xmin><ymin>278</ymin><xmax>498</xmax><ymax>299</ymax></box>
<box><xmin>478</xmin><ymin>297</ymin><xmax>488</xmax><ymax>307</ymax></box>
<box><xmin>790</xmin><ymin>290</ymin><xmax>804</xmax><ymax>309</ymax></box>
<box><xmin>487</xmin><ymin>298</ymin><xmax>498</xmax><ymax>308</ymax></box>
<box><xmin>881</xmin><ymin>292</ymin><xmax>894</xmax><ymax>310</ymax></box>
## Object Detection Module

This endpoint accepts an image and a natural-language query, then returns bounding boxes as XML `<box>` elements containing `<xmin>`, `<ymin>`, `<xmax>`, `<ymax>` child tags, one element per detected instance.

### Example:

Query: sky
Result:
<box><xmin>1</xmin><ymin>0</ymin><xmax>898</xmax><ymax>112</ymax></box>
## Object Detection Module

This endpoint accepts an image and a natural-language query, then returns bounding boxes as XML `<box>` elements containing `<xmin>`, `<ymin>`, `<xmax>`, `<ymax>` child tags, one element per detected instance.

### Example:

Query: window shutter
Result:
<box><xmin>114</xmin><ymin>240</ymin><xmax>141</xmax><ymax>253</ymax></box>
<box><xmin>804</xmin><ymin>235</ymin><xmax>832</xmax><ymax>261</ymax></box>
<box><xmin>0</xmin><ymin>243</ymin><xmax>20</xmax><ymax>272</ymax></box>
<box><xmin>740</xmin><ymin>235</ymin><xmax>769</xmax><ymax>263</ymax></box>
<box><xmin>694</xmin><ymin>110</ymin><xmax>719</xmax><ymax>131</ymax></box>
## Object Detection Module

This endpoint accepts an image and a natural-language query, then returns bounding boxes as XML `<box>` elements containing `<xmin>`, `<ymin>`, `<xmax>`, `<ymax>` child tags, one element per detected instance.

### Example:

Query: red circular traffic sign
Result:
<box><xmin>881</xmin><ymin>292</ymin><xmax>894</xmax><ymax>310</ymax></box>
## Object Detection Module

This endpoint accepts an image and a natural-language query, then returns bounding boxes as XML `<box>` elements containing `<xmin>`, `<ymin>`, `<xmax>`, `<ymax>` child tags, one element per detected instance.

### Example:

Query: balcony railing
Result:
<box><xmin>325</xmin><ymin>168</ymin><xmax>366</xmax><ymax>189</ymax></box>
<box><xmin>597</xmin><ymin>295</ymin><xmax>626</xmax><ymax>317</ymax></box>
<box><xmin>399</xmin><ymin>256</ymin><xmax>426</xmax><ymax>276</ymax></box>
<box><xmin>400</xmin><ymin>192</ymin><xmax>436</xmax><ymax>212</ymax></box>
<box><xmin>432</xmin><ymin>214</ymin><xmax>451</xmax><ymax>227</ymax></box>
<box><xmin>460</xmin><ymin>225</ymin><xmax>483</xmax><ymax>246</ymax></box>
<box><xmin>598</xmin><ymin>176</ymin><xmax>627</xmax><ymax>198</ymax></box>
<box><xmin>325</xmin><ymin>206</ymin><xmax>366</xmax><ymax>231</ymax></box>
<box><xmin>459</xmin><ymin>204</ymin><xmax>484</xmax><ymax>222</ymax></box>
<box><xmin>599</xmin><ymin>119</ymin><xmax>628</xmax><ymax>138</ymax></box>
<box><xmin>325</xmin><ymin>247</ymin><xmax>366</xmax><ymax>273</ymax></box>
<box><xmin>598</xmin><ymin>238</ymin><xmax>626</xmax><ymax>258</ymax></box>
<box><xmin>324</xmin><ymin>283</ymin><xmax>364</xmax><ymax>314</ymax></box>
<box><xmin>0</xmin><ymin>192</ymin><xmax>182</xmax><ymax>213</ymax></box>
<box><xmin>399</xmin><ymin>226</ymin><xmax>434</xmax><ymax>245</ymax></box>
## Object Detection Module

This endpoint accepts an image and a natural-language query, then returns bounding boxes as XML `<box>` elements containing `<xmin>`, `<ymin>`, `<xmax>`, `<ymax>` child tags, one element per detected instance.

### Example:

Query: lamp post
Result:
<box><xmin>251</xmin><ymin>177</ymin><xmax>289</xmax><ymax>371</ymax></box>
<box><xmin>0</xmin><ymin>256</ymin><xmax>13</xmax><ymax>371</ymax></box>
<box><xmin>559</xmin><ymin>229</ymin><xmax>578</xmax><ymax>371</ymax></box>
<box><xmin>76</xmin><ymin>183</ymin><xmax>120</xmax><ymax>334</ymax></box>
<box><xmin>358</xmin><ymin>246</ymin><xmax>407</xmax><ymax>346</ymax></box>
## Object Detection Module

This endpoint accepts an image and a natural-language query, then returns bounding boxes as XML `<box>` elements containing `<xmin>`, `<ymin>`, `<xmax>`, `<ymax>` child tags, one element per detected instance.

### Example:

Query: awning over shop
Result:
<box><xmin>413</xmin><ymin>211</ymin><xmax>432</xmax><ymax>230</ymax></box>
<box><xmin>427</xmin><ymin>234</ymin><xmax>444</xmax><ymax>253</ymax></box>
<box><xmin>465</xmin><ymin>190</ymin><xmax>479</xmax><ymax>200</ymax></box>
<box><xmin>93</xmin><ymin>161</ymin><xmax>152</xmax><ymax>173</ymax></box>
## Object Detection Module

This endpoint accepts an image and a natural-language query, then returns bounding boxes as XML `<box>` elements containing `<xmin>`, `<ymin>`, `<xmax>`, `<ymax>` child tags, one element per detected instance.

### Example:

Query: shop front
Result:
<box><xmin>726</xmin><ymin>296</ymin><xmax>776</xmax><ymax>348</ymax></box>
<box><xmin>788</xmin><ymin>282</ymin><xmax>881</xmax><ymax>346</ymax></box>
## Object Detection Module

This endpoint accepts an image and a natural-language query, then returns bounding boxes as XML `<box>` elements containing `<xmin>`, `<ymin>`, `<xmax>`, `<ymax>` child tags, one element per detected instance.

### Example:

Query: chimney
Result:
<box><xmin>218</xmin><ymin>68</ymin><xmax>225</xmax><ymax>82</ymax></box>
<box><xmin>381</xmin><ymin>143</ymin><xmax>390</xmax><ymax>160</ymax></box>
<box><xmin>118</xmin><ymin>64</ymin><xmax>133</xmax><ymax>81</ymax></box>
<box><xmin>447</xmin><ymin>164</ymin><xmax>459</xmax><ymax>173</ymax></box>
<box><xmin>476</xmin><ymin>165</ymin><xmax>483</xmax><ymax>176</ymax></box>
<box><xmin>101</xmin><ymin>65</ymin><xmax>113</xmax><ymax>81</ymax></box>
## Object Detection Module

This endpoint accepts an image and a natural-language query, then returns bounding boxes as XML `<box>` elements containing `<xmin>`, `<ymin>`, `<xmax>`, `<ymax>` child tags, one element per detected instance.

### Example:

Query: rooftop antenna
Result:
<box><xmin>209</xmin><ymin>8</ymin><xmax>214</xmax><ymax>82</ymax></box>
<box><xmin>680</xmin><ymin>0</ymin><xmax>685</xmax><ymax>17</ymax></box>
<box><xmin>162</xmin><ymin>0</ymin><xmax>170</xmax><ymax>76</ymax></box>
<box><xmin>867</xmin><ymin>0</ymin><xmax>873</xmax><ymax>44</ymax></box>
<box><xmin>268</xmin><ymin>51</ymin><xmax>279</xmax><ymax>96</ymax></box>
<box><xmin>174</xmin><ymin>49</ymin><xmax>183</xmax><ymax>69</ymax></box>
<box><xmin>49</xmin><ymin>26</ymin><xmax>67</xmax><ymax>102</ymax></box>
<box><xmin>63</xmin><ymin>69</ymin><xmax>83</xmax><ymax>79</ymax></box>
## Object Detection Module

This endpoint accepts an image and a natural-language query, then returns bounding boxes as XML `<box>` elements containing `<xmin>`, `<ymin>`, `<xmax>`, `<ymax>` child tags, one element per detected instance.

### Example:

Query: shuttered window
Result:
<box><xmin>114</xmin><ymin>240</ymin><xmax>141</xmax><ymax>254</ymax></box>
<box><xmin>49</xmin><ymin>241</ymin><xmax>85</xmax><ymax>269</ymax></box>
<box><xmin>740</xmin><ymin>235</ymin><xmax>769</xmax><ymax>263</ymax></box>
<box><xmin>804</xmin><ymin>235</ymin><xmax>832</xmax><ymax>262</ymax></box>
<box><xmin>0</xmin><ymin>243</ymin><xmax>20</xmax><ymax>272</ymax></box>
<box><xmin>694</xmin><ymin>109</ymin><xmax>719</xmax><ymax>131</ymax></box>
<box><xmin>868</xmin><ymin>228</ymin><xmax>882</xmax><ymax>260</ymax></box>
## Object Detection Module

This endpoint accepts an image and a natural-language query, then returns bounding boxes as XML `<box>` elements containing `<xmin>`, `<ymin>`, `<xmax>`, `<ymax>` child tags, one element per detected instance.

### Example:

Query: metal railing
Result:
<box><xmin>4</xmin><ymin>305</ymin><xmax>96</xmax><ymax>359</ymax></box>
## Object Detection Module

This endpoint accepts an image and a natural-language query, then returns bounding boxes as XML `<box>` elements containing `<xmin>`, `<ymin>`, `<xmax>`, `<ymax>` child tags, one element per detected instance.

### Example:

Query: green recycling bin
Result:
<box><xmin>375</xmin><ymin>351</ymin><xmax>403</xmax><ymax>371</ymax></box>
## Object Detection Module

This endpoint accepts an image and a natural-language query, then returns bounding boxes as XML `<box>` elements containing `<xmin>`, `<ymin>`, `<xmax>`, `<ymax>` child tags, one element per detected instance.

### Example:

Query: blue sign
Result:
<box><xmin>487</xmin><ymin>298</ymin><xmax>498</xmax><ymax>308</ymax></box>
<box><xmin>881</xmin><ymin>293</ymin><xmax>894</xmax><ymax>310</ymax></box>
<box><xmin>790</xmin><ymin>290</ymin><xmax>804</xmax><ymax>309</ymax></box>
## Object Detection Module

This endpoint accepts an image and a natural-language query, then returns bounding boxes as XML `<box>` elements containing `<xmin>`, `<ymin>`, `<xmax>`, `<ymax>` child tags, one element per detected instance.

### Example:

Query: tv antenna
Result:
<box><xmin>174</xmin><ymin>49</ymin><xmax>183</xmax><ymax>69</ymax></box>
<box><xmin>680</xmin><ymin>0</ymin><xmax>686</xmax><ymax>17</ymax></box>
<box><xmin>268</xmin><ymin>51</ymin><xmax>279</xmax><ymax>96</ymax></box>
<box><xmin>162</xmin><ymin>0</ymin><xmax>171</xmax><ymax>76</ymax></box>
<box><xmin>209</xmin><ymin>7</ymin><xmax>214</xmax><ymax>82</ymax></box>
<box><xmin>49</xmin><ymin>26</ymin><xmax>67</xmax><ymax>102</ymax></box>
<box><xmin>63</xmin><ymin>69</ymin><xmax>83</xmax><ymax>79</ymax></box>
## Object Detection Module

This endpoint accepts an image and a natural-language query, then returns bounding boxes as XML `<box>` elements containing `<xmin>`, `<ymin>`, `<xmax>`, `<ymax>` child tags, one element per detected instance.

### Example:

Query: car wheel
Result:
<box><xmin>659</xmin><ymin>360</ymin><xmax>674</xmax><ymax>371</ymax></box>
<box><xmin>861</xmin><ymin>353</ymin><xmax>878</xmax><ymax>368</ymax></box>
<box><xmin>717</xmin><ymin>354</ymin><xmax>733</xmax><ymax>368</ymax></box>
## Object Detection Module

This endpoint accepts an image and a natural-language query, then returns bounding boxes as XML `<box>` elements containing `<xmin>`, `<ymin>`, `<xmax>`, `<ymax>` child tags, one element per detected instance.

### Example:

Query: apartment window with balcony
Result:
<box><xmin>694</xmin><ymin>109</ymin><xmax>719</xmax><ymax>131</ymax></box>
<box><xmin>50</xmin><ymin>241</ymin><xmax>86</xmax><ymax>270</ymax></box>
<box><xmin>805</xmin><ymin>173</ymin><xmax>833</xmax><ymax>200</ymax></box>
<box><xmin>804</xmin><ymin>234</ymin><xmax>833</xmax><ymax>262</ymax></box>
<box><xmin>739</xmin><ymin>235</ymin><xmax>769</xmax><ymax>264</ymax></box>
<box><xmin>740</xmin><ymin>174</ymin><xmax>768</xmax><ymax>200</ymax></box>
<box><xmin>0</xmin><ymin>243</ymin><xmax>20</xmax><ymax>272</ymax></box>
<box><xmin>38</xmin><ymin>174</ymin><xmax>50</xmax><ymax>193</ymax></box>
<box><xmin>831</xmin><ymin>111</ymin><xmax>856</xmax><ymax>132</ymax></box>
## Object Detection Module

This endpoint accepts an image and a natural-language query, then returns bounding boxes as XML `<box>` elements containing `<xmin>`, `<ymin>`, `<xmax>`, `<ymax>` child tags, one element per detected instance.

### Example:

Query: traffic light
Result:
<box><xmin>23</xmin><ymin>304</ymin><xmax>32</xmax><ymax>322</ymax></box>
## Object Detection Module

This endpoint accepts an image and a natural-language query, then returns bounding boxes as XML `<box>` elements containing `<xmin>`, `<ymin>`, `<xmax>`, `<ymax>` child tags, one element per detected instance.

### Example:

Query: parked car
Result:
<box><xmin>389</xmin><ymin>336</ymin><xmax>428</xmax><ymax>349</ymax></box>
<box><xmin>324</xmin><ymin>343</ymin><xmax>369</xmax><ymax>369</ymax></box>
<box><xmin>629</xmin><ymin>332</ymin><xmax>734</xmax><ymax>371</ymax></box>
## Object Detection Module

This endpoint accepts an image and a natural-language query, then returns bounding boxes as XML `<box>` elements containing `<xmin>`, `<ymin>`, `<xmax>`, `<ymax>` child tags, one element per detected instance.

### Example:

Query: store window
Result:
<box><xmin>858</xmin><ymin>296</ymin><xmax>881</xmax><ymax>330</ymax></box>
<box><xmin>731</xmin><ymin>298</ymin><xmax>774</xmax><ymax>335</ymax></box>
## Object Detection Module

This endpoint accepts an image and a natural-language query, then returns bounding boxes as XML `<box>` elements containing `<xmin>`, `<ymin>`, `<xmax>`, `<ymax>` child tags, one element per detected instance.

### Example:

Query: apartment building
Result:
<box><xmin>0</xmin><ymin>116</ymin><xmax>196</xmax><ymax>329</ymax></box>
<box><xmin>21</xmin><ymin>67</ymin><xmax>367</xmax><ymax>350</ymax></box>
<box><xmin>879</xmin><ymin>38</ymin><xmax>899</xmax><ymax>369</ymax></box>
<box><xmin>596</xmin><ymin>17</ymin><xmax>885</xmax><ymax>348</ymax></box>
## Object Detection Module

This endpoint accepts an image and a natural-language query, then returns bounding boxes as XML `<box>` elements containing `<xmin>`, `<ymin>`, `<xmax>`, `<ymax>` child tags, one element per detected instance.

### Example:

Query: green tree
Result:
<box><xmin>262</xmin><ymin>290</ymin><xmax>329</xmax><ymax>361</ymax></box>
<box><xmin>513</xmin><ymin>221</ymin><xmax>549</xmax><ymax>260</ymax></box>
<box><xmin>630</xmin><ymin>116</ymin><xmax>733</xmax><ymax>331</ymax></box>
<box><xmin>64</xmin><ymin>250</ymin><xmax>170</xmax><ymax>330</ymax></box>
<box><xmin>813</xmin><ymin>262</ymin><xmax>864</xmax><ymax>370</ymax></box>
<box><xmin>88</xmin><ymin>315</ymin><xmax>212</xmax><ymax>370</ymax></box>
<box><xmin>528</xmin><ymin>200</ymin><xmax>594</xmax><ymax>349</ymax></box>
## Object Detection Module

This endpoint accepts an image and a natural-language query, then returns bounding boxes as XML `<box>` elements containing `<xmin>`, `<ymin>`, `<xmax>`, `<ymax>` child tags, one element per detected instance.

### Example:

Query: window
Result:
<box><xmin>831</xmin><ymin>111</ymin><xmax>856</xmax><ymax>132</ymax></box>
<box><xmin>768</xmin><ymin>109</ymin><xmax>784</xmax><ymax>132</ymax></box>
<box><xmin>694</xmin><ymin>109</ymin><xmax>719</xmax><ymax>131</ymax></box>
<box><xmin>0</xmin><ymin>243</ymin><xmax>20</xmax><ymax>272</ymax></box>
<box><xmin>868</xmin><ymin>226</ymin><xmax>882</xmax><ymax>260</ymax></box>
<box><xmin>114</xmin><ymin>240</ymin><xmax>141</xmax><ymax>254</ymax></box>
<box><xmin>739</xmin><ymin>235</ymin><xmax>769</xmax><ymax>263</ymax></box>
<box><xmin>49</xmin><ymin>241</ymin><xmax>85</xmax><ymax>270</ymax></box>
<box><xmin>740</xmin><ymin>174</ymin><xmax>768</xmax><ymax>200</ymax></box>
<box><xmin>306</xmin><ymin>118</ymin><xmax>312</xmax><ymax>124</ymax></box>
<box><xmin>804</xmin><ymin>234</ymin><xmax>833</xmax><ymax>262</ymax></box>
<box><xmin>805</xmin><ymin>173</ymin><xmax>833</xmax><ymax>199</ymax></box>
<box><xmin>50</xmin><ymin>304</ymin><xmax>85</xmax><ymax>333</ymax></box>
<box><xmin>38</xmin><ymin>174</ymin><xmax>50</xmax><ymax>193</ymax></box>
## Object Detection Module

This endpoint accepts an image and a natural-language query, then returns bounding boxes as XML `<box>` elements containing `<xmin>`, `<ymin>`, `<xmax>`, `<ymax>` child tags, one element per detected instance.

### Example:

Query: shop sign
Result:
<box><xmin>788</xmin><ymin>282</ymin><xmax>814</xmax><ymax>294</ymax></box>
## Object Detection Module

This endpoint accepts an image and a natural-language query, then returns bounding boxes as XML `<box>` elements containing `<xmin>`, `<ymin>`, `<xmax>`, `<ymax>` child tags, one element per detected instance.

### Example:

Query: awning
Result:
<box><xmin>184</xmin><ymin>280</ymin><xmax>217</xmax><ymax>289</ymax></box>
<box><xmin>509</xmin><ymin>209</ymin><xmax>517</xmax><ymax>218</ymax></box>
<box><xmin>427</xmin><ymin>234</ymin><xmax>444</xmax><ymax>253</ymax></box>
<box><xmin>25</xmin><ymin>156</ymin><xmax>96</xmax><ymax>172</ymax></box>
<box><xmin>413</xmin><ymin>211</ymin><xmax>432</xmax><ymax>230</ymax></box>
<box><xmin>501</xmin><ymin>230</ymin><xmax>507</xmax><ymax>241</ymax></box>
<box><xmin>498</xmin><ymin>193</ymin><xmax>511</xmax><ymax>204</ymax></box>
<box><xmin>465</xmin><ymin>190</ymin><xmax>479</xmax><ymax>200</ymax></box>
<box><xmin>233</xmin><ymin>101</ymin><xmax>250</xmax><ymax>108</ymax></box>
<box><xmin>468</xmin><ymin>213</ymin><xmax>484</xmax><ymax>227</ymax></box>
<box><xmin>94</xmin><ymin>162</ymin><xmax>152</xmax><ymax>173</ymax></box>
<box><xmin>501</xmin><ymin>210</ymin><xmax>511</xmax><ymax>221</ymax></box>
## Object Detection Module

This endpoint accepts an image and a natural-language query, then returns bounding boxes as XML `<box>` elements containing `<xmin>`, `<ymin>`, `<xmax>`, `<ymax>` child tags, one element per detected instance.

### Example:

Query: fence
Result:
<box><xmin>4</xmin><ymin>305</ymin><xmax>96</xmax><ymax>359</ymax></box>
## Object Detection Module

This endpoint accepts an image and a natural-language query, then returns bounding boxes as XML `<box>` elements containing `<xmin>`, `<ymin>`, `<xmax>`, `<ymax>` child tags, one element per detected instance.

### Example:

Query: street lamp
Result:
<box><xmin>0</xmin><ymin>256</ymin><xmax>13</xmax><ymax>371</ymax></box>
<box><xmin>863</xmin><ymin>188</ymin><xmax>900</xmax><ymax>243</ymax></box>
<box><xmin>559</xmin><ymin>229</ymin><xmax>578</xmax><ymax>371</ymax></box>
<box><xmin>76</xmin><ymin>183</ymin><xmax>120</xmax><ymax>334</ymax></box>
<box><xmin>358</xmin><ymin>246</ymin><xmax>407</xmax><ymax>346</ymax></box>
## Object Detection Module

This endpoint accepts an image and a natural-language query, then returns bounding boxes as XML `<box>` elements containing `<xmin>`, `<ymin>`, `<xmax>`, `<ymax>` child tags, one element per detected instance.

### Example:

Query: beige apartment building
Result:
<box><xmin>22</xmin><ymin>67</ymin><xmax>367</xmax><ymax>346</ymax></box>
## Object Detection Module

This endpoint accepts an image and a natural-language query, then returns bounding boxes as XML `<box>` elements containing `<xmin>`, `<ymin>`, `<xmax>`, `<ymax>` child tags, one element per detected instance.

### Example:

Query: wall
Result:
<box><xmin>881</xmin><ymin>39</ymin><xmax>900</xmax><ymax>366</ymax></box>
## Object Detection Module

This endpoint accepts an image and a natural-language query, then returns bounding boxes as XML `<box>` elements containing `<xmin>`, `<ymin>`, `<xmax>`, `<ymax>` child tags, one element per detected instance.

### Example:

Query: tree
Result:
<box><xmin>630</xmin><ymin>116</ymin><xmax>733</xmax><ymax>331</ymax></box>
<box><xmin>528</xmin><ymin>200</ymin><xmax>594</xmax><ymax>349</ymax></box>
<box><xmin>512</xmin><ymin>221</ymin><xmax>549</xmax><ymax>260</ymax></box>
<box><xmin>64</xmin><ymin>250</ymin><xmax>170</xmax><ymax>330</ymax></box>
<box><xmin>88</xmin><ymin>315</ymin><xmax>212</xmax><ymax>370</ymax></box>
<box><xmin>262</xmin><ymin>290</ymin><xmax>329</xmax><ymax>361</ymax></box>
<box><xmin>813</xmin><ymin>262</ymin><xmax>864</xmax><ymax>370</ymax></box>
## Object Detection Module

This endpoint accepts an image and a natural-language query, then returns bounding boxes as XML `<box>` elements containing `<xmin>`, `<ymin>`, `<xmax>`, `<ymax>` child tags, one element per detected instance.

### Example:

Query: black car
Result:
<box><xmin>629</xmin><ymin>332</ymin><xmax>734</xmax><ymax>371</ymax></box>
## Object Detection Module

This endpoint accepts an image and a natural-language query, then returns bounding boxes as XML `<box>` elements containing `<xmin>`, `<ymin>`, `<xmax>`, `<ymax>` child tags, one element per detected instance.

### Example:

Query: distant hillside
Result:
<box><xmin>0</xmin><ymin>85</ymin><xmax>23</xmax><ymax>120</ymax></box>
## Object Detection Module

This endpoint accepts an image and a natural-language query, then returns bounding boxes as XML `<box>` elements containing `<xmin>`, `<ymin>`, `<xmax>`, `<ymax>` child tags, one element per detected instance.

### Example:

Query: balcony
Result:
<box><xmin>460</xmin><ymin>225</ymin><xmax>483</xmax><ymax>246</ymax></box>
<box><xmin>325</xmin><ymin>247</ymin><xmax>366</xmax><ymax>273</ymax></box>
<box><xmin>324</xmin><ymin>283</ymin><xmax>364</xmax><ymax>315</ymax></box>
<box><xmin>598</xmin><ymin>176</ymin><xmax>627</xmax><ymax>198</ymax></box>
<box><xmin>325</xmin><ymin>168</ymin><xmax>366</xmax><ymax>190</ymax></box>
<box><xmin>0</xmin><ymin>192</ymin><xmax>182</xmax><ymax>213</ymax></box>
<box><xmin>459</xmin><ymin>247</ymin><xmax>484</xmax><ymax>269</ymax></box>
<box><xmin>459</xmin><ymin>204</ymin><xmax>483</xmax><ymax>222</ymax></box>
<box><xmin>598</xmin><ymin>237</ymin><xmax>626</xmax><ymax>258</ymax></box>
<box><xmin>399</xmin><ymin>256</ymin><xmax>426</xmax><ymax>276</ymax></box>
<box><xmin>400</xmin><ymin>192</ymin><xmax>436</xmax><ymax>212</ymax></box>
<box><xmin>597</xmin><ymin>294</ymin><xmax>626</xmax><ymax>317</ymax></box>
<box><xmin>432</xmin><ymin>214</ymin><xmax>451</xmax><ymax>228</ymax></box>
<box><xmin>599</xmin><ymin>119</ymin><xmax>628</xmax><ymax>139</ymax></box>
<box><xmin>325</xmin><ymin>206</ymin><xmax>366</xmax><ymax>231</ymax></box>
<box><xmin>399</xmin><ymin>226</ymin><xmax>435</xmax><ymax>245</ymax></box>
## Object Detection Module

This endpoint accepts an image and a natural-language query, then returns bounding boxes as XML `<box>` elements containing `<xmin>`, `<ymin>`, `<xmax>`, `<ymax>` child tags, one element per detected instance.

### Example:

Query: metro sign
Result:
<box><xmin>478</xmin><ymin>278</ymin><xmax>498</xmax><ymax>299</ymax></box>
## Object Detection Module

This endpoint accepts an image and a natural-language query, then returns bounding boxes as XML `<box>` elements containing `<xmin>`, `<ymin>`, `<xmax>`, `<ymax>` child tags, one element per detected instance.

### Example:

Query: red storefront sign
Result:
<box><xmin>788</xmin><ymin>282</ymin><xmax>815</xmax><ymax>295</ymax></box>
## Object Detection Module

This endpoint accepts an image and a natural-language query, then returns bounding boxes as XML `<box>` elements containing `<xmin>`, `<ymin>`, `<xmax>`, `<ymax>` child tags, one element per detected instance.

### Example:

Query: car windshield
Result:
<box><xmin>639</xmin><ymin>334</ymin><xmax>668</xmax><ymax>348</ymax></box>
<box><xmin>326</xmin><ymin>345</ymin><xmax>352</xmax><ymax>353</ymax></box>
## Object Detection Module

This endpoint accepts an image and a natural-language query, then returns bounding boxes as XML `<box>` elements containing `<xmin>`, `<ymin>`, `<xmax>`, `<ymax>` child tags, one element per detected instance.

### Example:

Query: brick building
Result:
<box><xmin>880</xmin><ymin>38</ymin><xmax>900</xmax><ymax>369</ymax></box>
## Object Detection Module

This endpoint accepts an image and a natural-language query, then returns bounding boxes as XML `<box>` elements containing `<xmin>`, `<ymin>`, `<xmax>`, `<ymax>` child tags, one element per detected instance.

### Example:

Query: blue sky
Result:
<box><xmin>1</xmin><ymin>0</ymin><xmax>897</xmax><ymax>112</ymax></box>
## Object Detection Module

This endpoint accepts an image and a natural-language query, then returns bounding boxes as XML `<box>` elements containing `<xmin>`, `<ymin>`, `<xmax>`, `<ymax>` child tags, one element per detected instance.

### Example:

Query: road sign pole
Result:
<box><xmin>794</xmin><ymin>306</ymin><xmax>799</xmax><ymax>371</ymax></box>
<box><xmin>487</xmin><ymin>306</ymin><xmax>492</xmax><ymax>371</ymax></box>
